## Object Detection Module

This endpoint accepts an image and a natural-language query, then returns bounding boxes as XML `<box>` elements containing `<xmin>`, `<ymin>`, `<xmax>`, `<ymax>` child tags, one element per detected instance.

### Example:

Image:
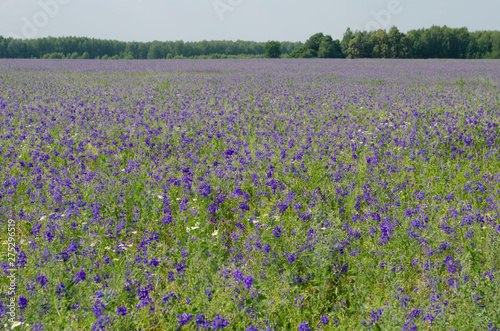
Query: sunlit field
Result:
<box><xmin>1</xmin><ymin>59</ymin><xmax>499</xmax><ymax>330</ymax></box>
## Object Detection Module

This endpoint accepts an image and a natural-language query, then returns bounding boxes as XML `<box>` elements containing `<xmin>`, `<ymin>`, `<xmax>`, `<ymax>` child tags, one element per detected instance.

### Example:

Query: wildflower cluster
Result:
<box><xmin>0</xmin><ymin>59</ymin><xmax>499</xmax><ymax>329</ymax></box>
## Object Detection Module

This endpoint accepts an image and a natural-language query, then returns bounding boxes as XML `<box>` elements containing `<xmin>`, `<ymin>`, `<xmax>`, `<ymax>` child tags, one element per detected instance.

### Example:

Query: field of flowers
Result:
<box><xmin>1</xmin><ymin>58</ymin><xmax>500</xmax><ymax>330</ymax></box>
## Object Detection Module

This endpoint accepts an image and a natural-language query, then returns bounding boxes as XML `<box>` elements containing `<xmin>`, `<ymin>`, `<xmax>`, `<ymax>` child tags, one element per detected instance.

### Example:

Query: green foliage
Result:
<box><xmin>42</xmin><ymin>52</ymin><xmax>64</xmax><ymax>59</ymax></box>
<box><xmin>289</xmin><ymin>47</ymin><xmax>304</xmax><ymax>58</ymax></box>
<box><xmin>301</xmin><ymin>48</ymin><xmax>317</xmax><ymax>58</ymax></box>
<box><xmin>291</xmin><ymin>33</ymin><xmax>343</xmax><ymax>59</ymax></box>
<box><xmin>318</xmin><ymin>36</ymin><xmax>343</xmax><ymax>58</ymax></box>
<box><xmin>341</xmin><ymin>27</ymin><xmax>355</xmax><ymax>55</ymax></box>
<box><xmin>0</xmin><ymin>36</ymin><xmax>302</xmax><ymax>59</ymax></box>
<box><xmin>304</xmin><ymin>33</ymin><xmax>324</xmax><ymax>55</ymax></box>
<box><xmin>264</xmin><ymin>41</ymin><xmax>282</xmax><ymax>58</ymax></box>
<box><xmin>370</xmin><ymin>30</ymin><xmax>390</xmax><ymax>58</ymax></box>
<box><xmin>342</xmin><ymin>26</ymin><xmax>499</xmax><ymax>59</ymax></box>
<box><xmin>346</xmin><ymin>31</ymin><xmax>372</xmax><ymax>59</ymax></box>
<box><xmin>0</xmin><ymin>26</ymin><xmax>499</xmax><ymax>60</ymax></box>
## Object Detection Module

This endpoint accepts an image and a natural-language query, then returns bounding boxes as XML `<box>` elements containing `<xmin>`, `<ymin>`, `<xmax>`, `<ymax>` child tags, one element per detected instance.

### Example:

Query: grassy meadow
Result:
<box><xmin>0</xmin><ymin>59</ymin><xmax>499</xmax><ymax>330</ymax></box>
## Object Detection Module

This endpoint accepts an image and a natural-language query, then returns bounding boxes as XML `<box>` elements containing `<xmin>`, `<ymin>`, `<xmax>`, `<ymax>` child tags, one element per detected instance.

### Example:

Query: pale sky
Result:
<box><xmin>1</xmin><ymin>0</ymin><xmax>499</xmax><ymax>42</ymax></box>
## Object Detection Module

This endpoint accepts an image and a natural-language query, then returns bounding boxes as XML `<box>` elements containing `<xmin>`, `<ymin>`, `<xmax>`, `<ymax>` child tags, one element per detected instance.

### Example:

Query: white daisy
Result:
<box><xmin>11</xmin><ymin>322</ymin><xmax>23</xmax><ymax>329</ymax></box>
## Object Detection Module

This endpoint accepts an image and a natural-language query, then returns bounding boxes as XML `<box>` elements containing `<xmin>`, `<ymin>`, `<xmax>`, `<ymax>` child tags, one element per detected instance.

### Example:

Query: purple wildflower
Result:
<box><xmin>178</xmin><ymin>312</ymin><xmax>193</xmax><ymax>327</ymax></box>
<box><xmin>116</xmin><ymin>306</ymin><xmax>127</xmax><ymax>316</ymax></box>
<box><xmin>298</xmin><ymin>321</ymin><xmax>311</xmax><ymax>331</ymax></box>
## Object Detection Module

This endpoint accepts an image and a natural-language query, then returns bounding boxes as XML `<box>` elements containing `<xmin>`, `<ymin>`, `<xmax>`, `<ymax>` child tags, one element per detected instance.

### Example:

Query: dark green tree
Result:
<box><xmin>370</xmin><ymin>30</ymin><xmax>389</xmax><ymax>58</ymax></box>
<box><xmin>301</xmin><ymin>33</ymin><xmax>324</xmax><ymax>57</ymax></box>
<box><xmin>331</xmin><ymin>39</ymin><xmax>344</xmax><ymax>58</ymax></box>
<box><xmin>388</xmin><ymin>26</ymin><xmax>403</xmax><ymax>58</ymax></box>
<box><xmin>341</xmin><ymin>28</ymin><xmax>354</xmax><ymax>56</ymax></box>
<box><xmin>489</xmin><ymin>31</ymin><xmax>500</xmax><ymax>58</ymax></box>
<box><xmin>318</xmin><ymin>35</ymin><xmax>343</xmax><ymax>58</ymax></box>
<box><xmin>147</xmin><ymin>41</ymin><xmax>164</xmax><ymax>59</ymax></box>
<box><xmin>7</xmin><ymin>39</ymin><xmax>26</xmax><ymax>58</ymax></box>
<box><xmin>477</xmin><ymin>32</ymin><xmax>492</xmax><ymax>57</ymax></box>
<box><xmin>400</xmin><ymin>33</ymin><xmax>415</xmax><ymax>58</ymax></box>
<box><xmin>453</xmin><ymin>27</ymin><xmax>470</xmax><ymax>58</ymax></box>
<box><xmin>289</xmin><ymin>47</ymin><xmax>304</xmax><ymax>58</ymax></box>
<box><xmin>264</xmin><ymin>41</ymin><xmax>282</xmax><ymax>58</ymax></box>
<box><xmin>346</xmin><ymin>31</ymin><xmax>372</xmax><ymax>59</ymax></box>
<box><xmin>0</xmin><ymin>37</ymin><xmax>6</xmax><ymax>58</ymax></box>
<box><xmin>302</xmin><ymin>48</ymin><xmax>317</xmax><ymax>58</ymax></box>
<box><xmin>466</xmin><ymin>35</ymin><xmax>479</xmax><ymax>59</ymax></box>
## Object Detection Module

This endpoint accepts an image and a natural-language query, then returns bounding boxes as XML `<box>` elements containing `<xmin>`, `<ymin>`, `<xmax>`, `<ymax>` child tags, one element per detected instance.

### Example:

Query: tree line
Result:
<box><xmin>0</xmin><ymin>37</ymin><xmax>302</xmax><ymax>59</ymax></box>
<box><xmin>0</xmin><ymin>25</ymin><xmax>499</xmax><ymax>60</ymax></box>
<box><xmin>287</xmin><ymin>26</ymin><xmax>500</xmax><ymax>59</ymax></box>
